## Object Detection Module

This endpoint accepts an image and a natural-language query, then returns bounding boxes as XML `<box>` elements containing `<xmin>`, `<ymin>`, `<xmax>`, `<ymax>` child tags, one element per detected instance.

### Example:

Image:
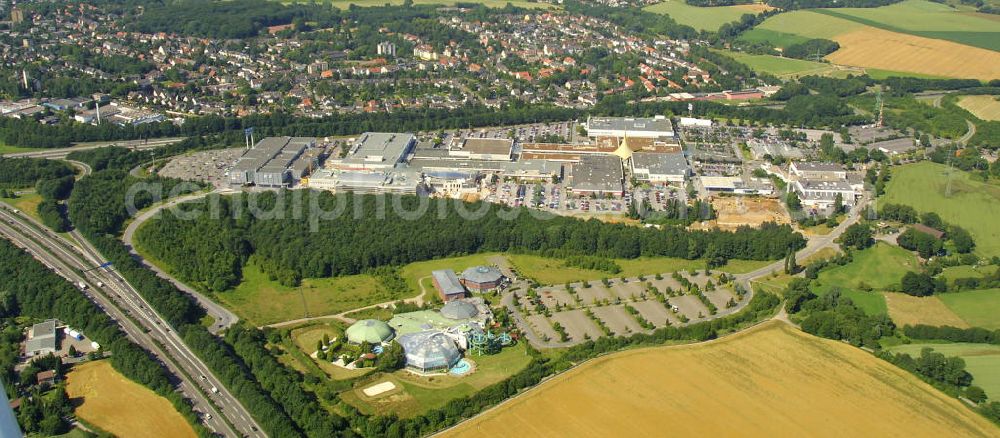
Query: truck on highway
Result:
<box><xmin>78</xmin><ymin>281</ymin><xmax>88</xmax><ymax>290</ymax></box>
<box><xmin>211</xmin><ymin>386</ymin><xmax>219</xmax><ymax>394</ymax></box>
<box><xmin>96</xmin><ymin>281</ymin><xmax>104</xmax><ymax>287</ymax></box>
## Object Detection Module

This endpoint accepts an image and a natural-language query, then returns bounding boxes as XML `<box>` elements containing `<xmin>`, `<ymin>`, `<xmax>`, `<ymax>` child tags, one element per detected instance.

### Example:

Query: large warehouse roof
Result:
<box><xmin>632</xmin><ymin>152</ymin><xmax>689</xmax><ymax>176</ymax></box>
<box><xmin>345</xmin><ymin>319</ymin><xmax>394</xmax><ymax>344</ymax></box>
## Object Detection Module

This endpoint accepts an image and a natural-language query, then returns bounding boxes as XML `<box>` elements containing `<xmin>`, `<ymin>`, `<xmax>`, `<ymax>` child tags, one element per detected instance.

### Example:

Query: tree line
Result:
<box><xmin>135</xmin><ymin>190</ymin><xmax>806</xmax><ymax>292</ymax></box>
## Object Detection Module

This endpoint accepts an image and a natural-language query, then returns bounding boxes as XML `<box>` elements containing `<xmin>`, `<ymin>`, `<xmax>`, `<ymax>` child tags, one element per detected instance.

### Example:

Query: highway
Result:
<box><xmin>2</xmin><ymin>137</ymin><xmax>185</xmax><ymax>159</ymax></box>
<box><xmin>0</xmin><ymin>205</ymin><xmax>265</xmax><ymax>437</ymax></box>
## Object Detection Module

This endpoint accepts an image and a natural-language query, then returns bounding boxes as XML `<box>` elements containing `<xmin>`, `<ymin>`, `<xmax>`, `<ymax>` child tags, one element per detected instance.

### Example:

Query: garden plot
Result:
<box><xmin>592</xmin><ymin>305</ymin><xmax>646</xmax><ymax>336</ymax></box>
<box><xmin>630</xmin><ymin>300</ymin><xmax>677</xmax><ymax>328</ymax></box>
<box><xmin>551</xmin><ymin>309</ymin><xmax>604</xmax><ymax>341</ymax></box>
<box><xmin>525</xmin><ymin>314</ymin><xmax>560</xmax><ymax>342</ymax></box>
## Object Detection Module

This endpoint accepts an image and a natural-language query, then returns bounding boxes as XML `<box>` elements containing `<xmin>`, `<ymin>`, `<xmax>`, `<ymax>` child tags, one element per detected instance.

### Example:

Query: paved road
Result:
<box><xmin>0</xmin><ymin>206</ymin><xmax>261</xmax><ymax>437</ymax></box>
<box><xmin>2</xmin><ymin>138</ymin><xmax>185</xmax><ymax>159</ymax></box>
<box><xmin>120</xmin><ymin>189</ymin><xmax>240</xmax><ymax>334</ymax></box>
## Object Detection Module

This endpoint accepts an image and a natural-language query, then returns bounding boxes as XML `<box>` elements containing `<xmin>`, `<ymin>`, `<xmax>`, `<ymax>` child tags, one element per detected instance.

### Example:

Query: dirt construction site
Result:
<box><xmin>702</xmin><ymin>196</ymin><xmax>790</xmax><ymax>230</ymax></box>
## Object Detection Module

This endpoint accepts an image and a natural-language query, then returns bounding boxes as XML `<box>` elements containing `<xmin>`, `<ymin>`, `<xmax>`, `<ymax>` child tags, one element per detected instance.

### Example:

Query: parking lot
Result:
<box><xmin>158</xmin><ymin>148</ymin><xmax>244</xmax><ymax>188</ymax></box>
<box><xmin>513</xmin><ymin>270</ymin><xmax>742</xmax><ymax>344</ymax></box>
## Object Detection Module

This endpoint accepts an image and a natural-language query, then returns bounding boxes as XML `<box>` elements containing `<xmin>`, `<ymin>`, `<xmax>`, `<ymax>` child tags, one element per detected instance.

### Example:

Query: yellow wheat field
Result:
<box><xmin>445</xmin><ymin>322</ymin><xmax>1000</xmax><ymax>437</ymax></box>
<box><xmin>826</xmin><ymin>27</ymin><xmax>1000</xmax><ymax>80</ymax></box>
<box><xmin>959</xmin><ymin>95</ymin><xmax>1000</xmax><ymax>121</ymax></box>
<box><xmin>66</xmin><ymin>361</ymin><xmax>196</xmax><ymax>438</ymax></box>
<box><xmin>883</xmin><ymin>292</ymin><xmax>971</xmax><ymax>328</ymax></box>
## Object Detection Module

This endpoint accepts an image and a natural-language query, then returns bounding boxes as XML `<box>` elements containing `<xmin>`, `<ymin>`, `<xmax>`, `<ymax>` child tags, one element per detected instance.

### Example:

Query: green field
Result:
<box><xmin>506</xmin><ymin>253</ymin><xmax>770</xmax><ymax>285</ymax></box>
<box><xmin>888</xmin><ymin>342</ymin><xmax>1000</xmax><ymax>400</ymax></box>
<box><xmin>739</xmin><ymin>10</ymin><xmax>862</xmax><ymax>48</ymax></box>
<box><xmin>881</xmin><ymin>161</ymin><xmax>1000</xmax><ymax>259</ymax></box>
<box><xmin>0</xmin><ymin>144</ymin><xmax>40</xmax><ymax>155</ymax></box>
<box><xmin>216</xmin><ymin>262</ymin><xmax>409</xmax><ymax>326</ymax></box>
<box><xmin>282</xmin><ymin>0</ymin><xmax>555</xmax><ymax>9</ymax></box>
<box><xmin>713</xmin><ymin>49</ymin><xmax>851</xmax><ymax>77</ymax></box>
<box><xmin>643</xmin><ymin>1</ymin><xmax>770</xmax><ymax>32</ymax></box>
<box><xmin>939</xmin><ymin>264</ymin><xmax>996</xmax><ymax>281</ymax></box>
<box><xmin>815</xmin><ymin>0</ymin><xmax>1000</xmax><ymax>51</ymax></box>
<box><xmin>341</xmin><ymin>342</ymin><xmax>532</xmax><ymax>418</ymax></box>
<box><xmin>810</xmin><ymin>243</ymin><xmax>921</xmax><ymax>315</ymax></box>
<box><xmin>938</xmin><ymin>288</ymin><xmax>1000</xmax><ymax>329</ymax></box>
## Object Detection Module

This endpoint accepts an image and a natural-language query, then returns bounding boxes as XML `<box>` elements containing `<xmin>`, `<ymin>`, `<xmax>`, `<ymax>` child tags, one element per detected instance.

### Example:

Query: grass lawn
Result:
<box><xmin>713</xmin><ymin>49</ymin><xmax>845</xmax><ymax>77</ymax></box>
<box><xmin>881</xmin><ymin>161</ymin><xmax>1000</xmax><ymax>259</ymax></box>
<box><xmin>864</xmin><ymin>68</ymin><xmax>949</xmax><ymax>80</ymax></box>
<box><xmin>888</xmin><ymin>342</ymin><xmax>1000</xmax><ymax>400</ymax></box>
<box><xmin>643</xmin><ymin>1</ymin><xmax>771</xmax><ymax>32</ymax></box>
<box><xmin>66</xmin><ymin>360</ymin><xmax>196</xmax><ymax>438</ymax></box>
<box><xmin>507</xmin><ymin>253</ymin><xmax>771</xmax><ymax>286</ymax></box>
<box><xmin>0</xmin><ymin>192</ymin><xmax>43</xmax><ymax>223</ymax></box>
<box><xmin>282</xmin><ymin>0</ymin><xmax>555</xmax><ymax>8</ymax></box>
<box><xmin>216</xmin><ymin>262</ymin><xmax>409</xmax><ymax>326</ymax></box>
<box><xmin>938</xmin><ymin>288</ymin><xmax>1000</xmax><ymax>329</ymax></box>
<box><xmin>288</xmin><ymin>323</ymin><xmax>372</xmax><ymax>380</ymax></box>
<box><xmin>939</xmin><ymin>264</ymin><xmax>996</xmax><ymax>281</ymax></box>
<box><xmin>342</xmin><ymin>342</ymin><xmax>532</xmax><ymax>418</ymax></box>
<box><xmin>810</xmin><ymin>243</ymin><xmax>921</xmax><ymax>315</ymax></box>
<box><xmin>957</xmin><ymin>95</ymin><xmax>1000</xmax><ymax>122</ymax></box>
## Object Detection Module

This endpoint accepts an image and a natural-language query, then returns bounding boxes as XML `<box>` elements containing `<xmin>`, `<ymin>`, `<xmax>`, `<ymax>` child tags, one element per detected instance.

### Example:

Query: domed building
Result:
<box><xmin>460</xmin><ymin>266</ymin><xmax>504</xmax><ymax>292</ymax></box>
<box><xmin>345</xmin><ymin>319</ymin><xmax>394</xmax><ymax>345</ymax></box>
<box><xmin>440</xmin><ymin>300</ymin><xmax>479</xmax><ymax>320</ymax></box>
<box><xmin>397</xmin><ymin>331</ymin><xmax>461</xmax><ymax>373</ymax></box>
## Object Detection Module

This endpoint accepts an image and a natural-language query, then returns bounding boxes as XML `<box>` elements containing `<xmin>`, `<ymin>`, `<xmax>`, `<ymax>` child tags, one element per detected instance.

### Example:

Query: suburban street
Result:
<box><xmin>0</xmin><ymin>204</ymin><xmax>263</xmax><ymax>437</ymax></box>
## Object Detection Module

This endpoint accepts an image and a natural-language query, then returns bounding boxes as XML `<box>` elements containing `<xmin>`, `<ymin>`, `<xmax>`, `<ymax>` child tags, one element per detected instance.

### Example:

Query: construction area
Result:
<box><xmin>699</xmin><ymin>196</ymin><xmax>791</xmax><ymax>231</ymax></box>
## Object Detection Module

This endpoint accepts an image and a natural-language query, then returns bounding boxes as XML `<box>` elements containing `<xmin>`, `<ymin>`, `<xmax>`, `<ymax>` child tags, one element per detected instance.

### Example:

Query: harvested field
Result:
<box><xmin>959</xmin><ymin>95</ymin><xmax>1000</xmax><ymax>121</ymax></box>
<box><xmin>591</xmin><ymin>305</ymin><xmax>645</xmax><ymax>336</ymax></box>
<box><xmin>708</xmin><ymin>196</ymin><xmax>790</xmax><ymax>230</ymax></box>
<box><xmin>826</xmin><ymin>27</ymin><xmax>1000</xmax><ymax>80</ymax></box>
<box><xmin>883</xmin><ymin>292</ymin><xmax>970</xmax><ymax>328</ymax></box>
<box><xmin>66</xmin><ymin>361</ymin><xmax>196</xmax><ymax>438</ymax></box>
<box><xmin>445</xmin><ymin>322</ymin><xmax>999</xmax><ymax>437</ymax></box>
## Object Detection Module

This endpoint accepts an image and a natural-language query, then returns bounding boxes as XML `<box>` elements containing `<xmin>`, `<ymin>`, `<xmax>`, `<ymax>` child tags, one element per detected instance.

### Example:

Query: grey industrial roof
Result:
<box><xmin>25</xmin><ymin>320</ymin><xmax>57</xmax><ymax>354</ymax></box>
<box><xmin>632</xmin><ymin>151</ymin><xmax>688</xmax><ymax>176</ymax></box>
<box><xmin>794</xmin><ymin>162</ymin><xmax>844</xmax><ymax>172</ymax></box>
<box><xmin>408</xmin><ymin>158</ymin><xmax>561</xmax><ymax>176</ymax></box>
<box><xmin>432</xmin><ymin>269</ymin><xmax>465</xmax><ymax>296</ymax></box>
<box><xmin>456</xmin><ymin>138</ymin><xmax>513</xmax><ymax>156</ymax></box>
<box><xmin>798</xmin><ymin>179</ymin><xmax>854</xmax><ymax>191</ymax></box>
<box><xmin>569</xmin><ymin>155</ymin><xmax>623</xmax><ymax>192</ymax></box>
<box><xmin>346</xmin><ymin>132</ymin><xmax>415</xmax><ymax>164</ymax></box>
<box><xmin>461</xmin><ymin>266</ymin><xmax>503</xmax><ymax>285</ymax></box>
<box><xmin>587</xmin><ymin>116</ymin><xmax>674</xmax><ymax>134</ymax></box>
<box><xmin>397</xmin><ymin>331</ymin><xmax>461</xmax><ymax>371</ymax></box>
<box><xmin>440</xmin><ymin>300</ymin><xmax>479</xmax><ymax>320</ymax></box>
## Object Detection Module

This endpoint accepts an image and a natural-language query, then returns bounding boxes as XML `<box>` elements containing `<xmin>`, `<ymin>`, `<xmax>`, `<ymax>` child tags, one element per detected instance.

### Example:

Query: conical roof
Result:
<box><xmin>441</xmin><ymin>300</ymin><xmax>478</xmax><ymax>320</ymax></box>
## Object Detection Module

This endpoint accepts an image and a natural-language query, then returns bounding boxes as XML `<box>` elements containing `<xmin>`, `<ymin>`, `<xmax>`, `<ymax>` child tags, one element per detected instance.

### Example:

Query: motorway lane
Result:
<box><xmin>0</xmin><ymin>206</ymin><xmax>264</xmax><ymax>437</ymax></box>
<box><xmin>0</xmin><ymin>217</ymin><xmax>235</xmax><ymax>435</ymax></box>
<box><xmin>2</xmin><ymin>137</ymin><xmax>185</xmax><ymax>159</ymax></box>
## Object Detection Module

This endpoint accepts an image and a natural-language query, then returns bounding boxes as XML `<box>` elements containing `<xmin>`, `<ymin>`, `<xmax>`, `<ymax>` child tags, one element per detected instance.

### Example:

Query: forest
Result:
<box><xmin>132</xmin><ymin>0</ymin><xmax>335</xmax><ymax>39</ymax></box>
<box><xmin>135</xmin><ymin>190</ymin><xmax>806</xmax><ymax>291</ymax></box>
<box><xmin>0</xmin><ymin>158</ymin><xmax>74</xmax><ymax>189</ymax></box>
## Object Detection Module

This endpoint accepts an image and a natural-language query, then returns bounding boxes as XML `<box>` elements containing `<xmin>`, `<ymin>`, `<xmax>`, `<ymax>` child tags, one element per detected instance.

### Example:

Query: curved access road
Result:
<box><xmin>121</xmin><ymin>189</ymin><xmax>240</xmax><ymax>334</ymax></box>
